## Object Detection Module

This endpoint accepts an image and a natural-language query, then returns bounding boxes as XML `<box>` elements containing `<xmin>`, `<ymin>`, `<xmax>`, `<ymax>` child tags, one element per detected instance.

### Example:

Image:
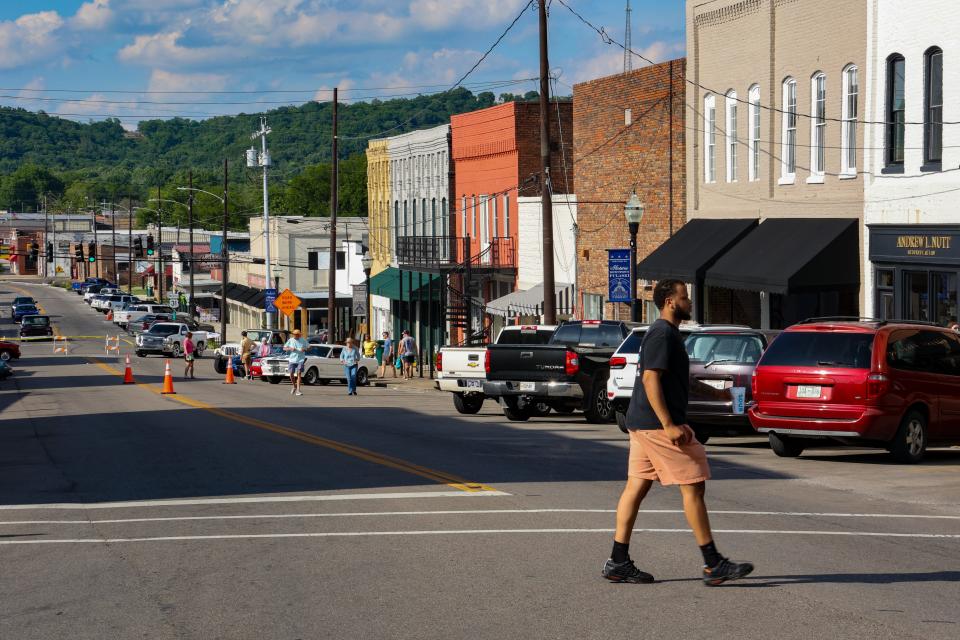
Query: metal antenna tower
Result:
<box><xmin>624</xmin><ymin>0</ymin><xmax>633</xmax><ymax>73</ymax></box>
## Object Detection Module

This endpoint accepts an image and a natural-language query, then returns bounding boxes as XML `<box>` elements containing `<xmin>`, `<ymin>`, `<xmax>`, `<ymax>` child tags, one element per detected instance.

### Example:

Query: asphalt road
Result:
<box><xmin>2</xmin><ymin>280</ymin><xmax>960</xmax><ymax>640</ymax></box>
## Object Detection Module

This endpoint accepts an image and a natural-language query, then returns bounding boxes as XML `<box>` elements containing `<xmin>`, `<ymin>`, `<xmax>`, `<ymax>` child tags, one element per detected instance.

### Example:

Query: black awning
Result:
<box><xmin>636</xmin><ymin>218</ymin><xmax>758</xmax><ymax>282</ymax></box>
<box><xmin>705</xmin><ymin>218</ymin><xmax>859</xmax><ymax>294</ymax></box>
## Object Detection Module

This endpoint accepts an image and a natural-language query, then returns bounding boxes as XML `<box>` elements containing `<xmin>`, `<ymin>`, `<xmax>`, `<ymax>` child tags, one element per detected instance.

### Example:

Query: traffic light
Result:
<box><xmin>88</xmin><ymin>241</ymin><xmax>97</xmax><ymax>263</ymax></box>
<box><xmin>75</xmin><ymin>245</ymin><xmax>83</xmax><ymax>261</ymax></box>
<box><xmin>133</xmin><ymin>237</ymin><xmax>143</xmax><ymax>257</ymax></box>
<box><xmin>146</xmin><ymin>234</ymin><xmax>155</xmax><ymax>256</ymax></box>
<box><xmin>46</xmin><ymin>242</ymin><xmax>53</xmax><ymax>263</ymax></box>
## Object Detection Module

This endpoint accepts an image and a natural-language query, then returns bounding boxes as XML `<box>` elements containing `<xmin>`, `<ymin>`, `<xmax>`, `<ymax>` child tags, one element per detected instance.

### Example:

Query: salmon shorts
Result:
<box><xmin>628</xmin><ymin>428</ymin><xmax>711</xmax><ymax>486</ymax></box>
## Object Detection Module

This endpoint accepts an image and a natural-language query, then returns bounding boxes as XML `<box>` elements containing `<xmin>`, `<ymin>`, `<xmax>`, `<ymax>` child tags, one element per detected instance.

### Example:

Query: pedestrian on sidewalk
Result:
<box><xmin>362</xmin><ymin>334</ymin><xmax>377</xmax><ymax>360</ymax></box>
<box><xmin>602</xmin><ymin>279</ymin><xmax>754</xmax><ymax>587</ymax></box>
<box><xmin>340</xmin><ymin>337</ymin><xmax>361</xmax><ymax>396</ymax></box>
<box><xmin>239</xmin><ymin>331</ymin><xmax>255</xmax><ymax>380</ymax></box>
<box><xmin>379</xmin><ymin>331</ymin><xmax>396</xmax><ymax>379</ymax></box>
<box><xmin>183</xmin><ymin>331</ymin><xmax>195</xmax><ymax>379</ymax></box>
<box><xmin>284</xmin><ymin>329</ymin><xmax>308</xmax><ymax>396</ymax></box>
<box><xmin>399</xmin><ymin>329</ymin><xmax>417</xmax><ymax>380</ymax></box>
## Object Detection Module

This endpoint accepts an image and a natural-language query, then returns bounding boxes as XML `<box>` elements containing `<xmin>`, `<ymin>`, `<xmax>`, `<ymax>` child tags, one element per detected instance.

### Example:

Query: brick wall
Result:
<box><xmin>515</xmin><ymin>101</ymin><xmax>575</xmax><ymax>195</ymax></box>
<box><xmin>573</xmin><ymin>59</ymin><xmax>687</xmax><ymax>320</ymax></box>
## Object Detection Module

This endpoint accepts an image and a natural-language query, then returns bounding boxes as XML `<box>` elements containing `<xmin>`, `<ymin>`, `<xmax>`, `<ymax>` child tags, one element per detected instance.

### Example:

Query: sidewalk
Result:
<box><xmin>373</xmin><ymin>372</ymin><xmax>441</xmax><ymax>393</ymax></box>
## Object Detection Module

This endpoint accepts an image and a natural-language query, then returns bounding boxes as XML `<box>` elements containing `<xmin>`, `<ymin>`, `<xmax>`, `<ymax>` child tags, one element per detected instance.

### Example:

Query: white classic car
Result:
<box><xmin>258</xmin><ymin>343</ymin><xmax>378</xmax><ymax>386</ymax></box>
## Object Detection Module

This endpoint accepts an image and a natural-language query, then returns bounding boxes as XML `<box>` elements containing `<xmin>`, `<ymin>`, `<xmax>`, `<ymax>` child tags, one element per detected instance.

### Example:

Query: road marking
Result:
<box><xmin>3</xmin><ymin>528</ymin><xmax>960</xmax><ymax>546</ymax></box>
<box><xmin>3</xmin><ymin>507</ymin><xmax>960</xmax><ymax>525</ymax></box>
<box><xmin>88</xmin><ymin>357</ymin><xmax>498</xmax><ymax>494</ymax></box>
<box><xmin>0</xmin><ymin>491</ymin><xmax>510</xmax><ymax>512</ymax></box>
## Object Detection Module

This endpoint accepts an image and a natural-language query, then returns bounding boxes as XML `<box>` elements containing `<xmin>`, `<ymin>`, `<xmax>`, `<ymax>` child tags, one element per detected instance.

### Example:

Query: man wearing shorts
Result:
<box><xmin>601</xmin><ymin>279</ymin><xmax>754</xmax><ymax>586</ymax></box>
<box><xmin>284</xmin><ymin>329</ymin><xmax>308</xmax><ymax>396</ymax></box>
<box><xmin>239</xmin><ymin>331</ymin><xmax>255</xmax><ymax>380</ymax></box>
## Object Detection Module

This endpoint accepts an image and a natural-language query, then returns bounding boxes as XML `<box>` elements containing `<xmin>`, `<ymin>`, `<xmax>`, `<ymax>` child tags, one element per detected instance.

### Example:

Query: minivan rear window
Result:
<box><xmin>686</xmin><ymin>333</ymin><xmax>765</xmax><ymax>364</ymax></box>
<box><xmin>759</xmin><ymin>331</ymin><xmax>874</xmax><ymax>369</ymax></box>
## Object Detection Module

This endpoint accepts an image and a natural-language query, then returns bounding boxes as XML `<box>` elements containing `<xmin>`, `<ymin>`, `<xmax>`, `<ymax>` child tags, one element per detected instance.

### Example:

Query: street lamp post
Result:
<box><xmin>361</xmin><ymin>251</ymin><xmax>373</xmax><ymax>337</ymax></box>
<box><xmin>624</xmin><ymin>192</ymin><xmax>645</xmax><ymax>323</ymax></box>
<box><xmin>271</xmin><ymin>265</ymin><xmax>283</xmax><ymax>329</ymax></box>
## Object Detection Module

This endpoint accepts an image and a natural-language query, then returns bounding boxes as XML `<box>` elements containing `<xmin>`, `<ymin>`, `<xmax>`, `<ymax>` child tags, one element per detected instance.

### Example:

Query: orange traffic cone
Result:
<box><xmin>223</xmin><ymin>360</ymin><xmax>236</xmax><ymax>384</ymax></box>
<box><xmin>161</xmin><ymin>359</ymin><xmax>176</xmax><ymax>394</ymax></box>
<box><xmin>122</xmin><ymin>355</ymin><xmax>135</xmax><ymax>384</ymax></box>
<box><xmin>106</xmin><ymin>309</ymin><xmax>113</xmax><ymax>321</ymax></box>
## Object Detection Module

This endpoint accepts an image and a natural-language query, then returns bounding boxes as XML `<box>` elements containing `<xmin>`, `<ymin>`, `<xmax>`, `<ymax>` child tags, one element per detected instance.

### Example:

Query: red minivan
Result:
<box><xmin>749</xmin><ymin>319</ymin><xmax>960</xmax><ymax>463</ymax></box>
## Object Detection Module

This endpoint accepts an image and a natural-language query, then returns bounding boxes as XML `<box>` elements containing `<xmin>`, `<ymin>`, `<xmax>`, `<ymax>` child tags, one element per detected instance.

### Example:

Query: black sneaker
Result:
<box><xmin>601</xmin><ymin>558</ymin><xmax>655</xmax><ymax>584</ymax></box>
<box><xmin>702</xmin><ymin>558</ymin><xmax>754</xmax><ymax>586</ymax></box>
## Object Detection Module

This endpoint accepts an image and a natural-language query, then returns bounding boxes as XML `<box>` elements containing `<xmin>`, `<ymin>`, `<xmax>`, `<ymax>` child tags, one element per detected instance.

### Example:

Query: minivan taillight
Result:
<box><xmin>866</xmin><ymin>373</ymin><xmax>890</xmax><ymax>400</ymax></box>
<box><xmin>484</xmin><ymin>349</ymin><xmax>490</xmax><ymax>374</ymax></box>
<box><xmin>751</xmin><ymin>369</ymin><xmax>758</xmax><ymax>400</ymax></box>
<box><xmin>565</xmin><ymin>350</ymin><xmax>579</xmax><ymax>376</ymax></box>
<box><xmin>609</xmin><ymin>356</ymin><xmax>627</xmax><ymax>369</ymax></box>
<box><xmin>436</xmin><ymin>351</ymin><xmax>443</xmax><ymax>372</ymax></box>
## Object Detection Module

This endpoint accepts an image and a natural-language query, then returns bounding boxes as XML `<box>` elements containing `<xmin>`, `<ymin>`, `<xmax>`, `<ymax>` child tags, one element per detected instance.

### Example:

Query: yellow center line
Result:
<box><xmin>88</xmin><ymin>358</ymin><xmax>497</xmax><ymax>493</ymax></box>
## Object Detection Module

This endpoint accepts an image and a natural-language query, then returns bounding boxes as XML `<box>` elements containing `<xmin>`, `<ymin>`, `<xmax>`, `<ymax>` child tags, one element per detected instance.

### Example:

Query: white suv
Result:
<box><xmin>607</xmin><ymin>323</ymin><xmax>749</xmax><ymax>431</ymax></box>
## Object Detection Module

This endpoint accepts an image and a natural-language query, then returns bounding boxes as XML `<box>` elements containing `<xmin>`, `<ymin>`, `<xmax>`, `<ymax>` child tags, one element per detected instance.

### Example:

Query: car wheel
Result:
<box><xmin>269</xmin><ymin>376</ymin><xmax>282</xmax><ymax>384</ymax></box>
<box><xmin>302</xmin><ymin>367</ymin><xmax>318</xmax><ymax>386</ymax></box>
<box><xmin>213</xmin><ymin>356</ymin><xmax>226</xmax><ymax>375</ymax></box>
<box><xmin>171</xmin><ymin>342</ymin><xmax>181</xmax><ymax>358</ymax></box>
<box><xmin>0</xmin><ymin>351</ymin><xmax>10</xmax><ymax>361</ymax></box>
<box><xmin>195</xmin><ymin>342</ymin><xmax>204</xmax><ymax>359</ymax></box>
<box><xmin>357</xmin><ymin>368</ymin><xmax>369</xmax><ymax>386</ymax></box>
<box><xmin>768</xmin><ymin>432</ymin><xmax>804</xmax><ymax>458</ymax></box>
<box><xmin>502</xmin><ymin>397</ymin><xmax>531</xmax><ymax>421</ymax></box>
<box><xmin>615</xmin><ymin>411</ymin><xmax>629</xmax><ymax>434</ymax></box>
<box><xmin>453</xmin><ymin>392</ymin><xmax>484</xmax><ymax>414</ymax></box>
<box><xmin>889</xmin><ymin>410</ymin><xmax>927</xmax><ymax>464</ymax></box>
<box><xmin>136</xmin><ymin>350</ymin><xmax>146</xmax><ymax>358</ymax></box>
<box><xmin>584</xmin><ymin>385</ymin><xmax>614</xmax><ymax>424</ymax></box>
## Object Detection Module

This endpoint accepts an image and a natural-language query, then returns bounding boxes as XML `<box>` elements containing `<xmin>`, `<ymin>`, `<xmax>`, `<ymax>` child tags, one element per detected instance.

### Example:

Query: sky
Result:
<box><xmin>0</xmin><ymin>0</ymin><xmax>685</xmax><ymax>128</ymax></box>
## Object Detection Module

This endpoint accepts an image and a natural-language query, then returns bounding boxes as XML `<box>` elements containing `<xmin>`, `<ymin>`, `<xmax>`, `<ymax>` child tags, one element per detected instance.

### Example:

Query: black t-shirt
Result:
<box><xmin>625</xmin><ymin>319</ymin><xmax>689</xmax><ymax>430</ymax></box>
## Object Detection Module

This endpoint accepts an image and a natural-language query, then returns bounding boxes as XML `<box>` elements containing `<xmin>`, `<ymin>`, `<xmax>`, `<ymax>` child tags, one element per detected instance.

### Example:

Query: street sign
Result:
<box><xmin>273</xmin><ymin>288</ymin><xmax>302</xmax><ymax>317</ymax></box>
<box><xmin>607</xmin><ymin>249</ymin><xmax>631</xmax><ymax>303</ymax></box>
<box><xmin>352</xmin><ymin>284</ymin><xmax>367</xmax><ymax>317</ymax></box>
<box><xmin>264</xmin><ymin>288</ymin><xmax>278</xmax><ymax>313</ymax></box>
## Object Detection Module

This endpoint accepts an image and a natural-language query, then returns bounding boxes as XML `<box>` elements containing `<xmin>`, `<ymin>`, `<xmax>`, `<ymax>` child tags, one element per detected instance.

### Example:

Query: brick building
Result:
<box><xmin>573</xmin><ymin>59</ymin><xmax>686</xmax><ymax>321</ymax></box>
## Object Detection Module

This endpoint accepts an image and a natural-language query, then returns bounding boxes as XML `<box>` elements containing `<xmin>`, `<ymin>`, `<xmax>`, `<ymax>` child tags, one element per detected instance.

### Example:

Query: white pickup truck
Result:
<box><xmin>135</xmin><ymin>322</ymin><xmax>210</xmax><ymax>358</ymax></box>
<box><xmin>436</xmin><ymin>325</ymin><xmax>556</xmax><ymax>414</ymax></box>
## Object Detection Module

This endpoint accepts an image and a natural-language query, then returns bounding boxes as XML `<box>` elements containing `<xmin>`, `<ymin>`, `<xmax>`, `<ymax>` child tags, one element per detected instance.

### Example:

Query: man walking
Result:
<box><xmin>239</xmin><ymin>331</ymin><xmax>255</xmax><ymax>380</ymax></box>
<box><xmin>399</xmin><ymin>329</ymin><xmax>417</xmax><ymax>380</ymax></box>
<box><xmin>284</xmin><ymin>329</ymin><xmax>308</xmax><ymax>396</ymax></box>
<box><xmin>601</xmin><ymin>279</ymin><xmax>754</xmax><ymax>586</ymax></box>
<box><xmin>379</xmin><ymin>331</ymin><xmax>396</xmax><ymax>379</ymax></box>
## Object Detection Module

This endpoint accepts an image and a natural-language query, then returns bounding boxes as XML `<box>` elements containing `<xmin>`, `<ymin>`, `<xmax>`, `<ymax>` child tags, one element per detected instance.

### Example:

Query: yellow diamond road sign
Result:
<box><xmin>273</xmin><ymin>288</ymin><xmax>302</xmax><ymax>317</ymax></box>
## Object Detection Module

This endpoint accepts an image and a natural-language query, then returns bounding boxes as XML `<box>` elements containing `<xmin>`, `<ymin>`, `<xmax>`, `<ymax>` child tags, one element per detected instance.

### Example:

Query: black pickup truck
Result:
<box><xmin>484</xmin><ymin>320</ymin><xmax>640</xmax><ymax>422</ymax></box>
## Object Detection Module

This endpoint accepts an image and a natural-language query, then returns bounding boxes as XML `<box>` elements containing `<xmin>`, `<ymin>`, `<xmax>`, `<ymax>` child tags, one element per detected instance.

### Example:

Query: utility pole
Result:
<box><xmin>127</xmin><ymin>194</ymin><xmax>133</xmax><ymax>294</ymax></box>
<box><xmin>250</xmin><ymin>117</ymin><xmax>273</xmax><ymax>330</ymax></box>
<box><xmin>43</xmin><ymin>195</ymin><xmax>49</xmax><ymax>278</ymax></box>
<box><xmin>110</xmin><ymin>201</ymin><xmax>117</xmax><ymax>286</ymax></box>
<box><xmin>188</xmin><ymin>170</ymin><xmax>195</xmax><ymax>315</ymax></box>
<box><xmin>93</xmin><ymin>206</ymin><xmax>100</xmax><ymax>279</ymax></box>
<box><xmin>538</xmin><ymin>0</ymin><xmax>557</xmax><ymax>324</ymax></box>
<box><xmin>221</xmin><ymin>158</ymin><xmax>229</xmax><ymax>345</ymax></box>
<box><xmin>157</xmin><ymin>185</ymin><xmax>164</xmax><ymax>302</ymax></box>
<box><xmin>328</xmin><ymin>87</ymin><xmax>339</xmax><ymax>341</ymax></box>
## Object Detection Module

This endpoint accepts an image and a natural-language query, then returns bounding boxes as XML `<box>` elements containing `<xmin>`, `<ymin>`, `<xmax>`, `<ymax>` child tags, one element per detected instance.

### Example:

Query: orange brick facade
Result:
<box><xmin>573</xmin><ymin>59</ymin><xmax>686</xmax><ymax>320</ymax></box>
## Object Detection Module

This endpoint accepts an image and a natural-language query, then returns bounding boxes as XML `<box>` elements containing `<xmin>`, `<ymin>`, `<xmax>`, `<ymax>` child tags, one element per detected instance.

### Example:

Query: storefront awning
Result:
<box><xmin>636</xmin><ymin>218</ymin><xmax>758</xmax><ymax>282</ymax></box>
<box><xmin>369</xmin><ymin>267</ymin><xmax>441</xmax><ymax>301</ymax></box>
<box><xmin>705</xmin><ymin>218</ymin><xmax>859</xmax><ymax>294</ymax></box>
<box><xmin>486</xmin><ymin>282</ymin><xmax>575</xmax><ymax>317</ymax></box>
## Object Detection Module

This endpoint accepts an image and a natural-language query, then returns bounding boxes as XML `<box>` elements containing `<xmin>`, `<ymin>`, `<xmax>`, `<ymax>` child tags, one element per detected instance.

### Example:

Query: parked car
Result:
<box><xmin>135</xmin><ymin>322</ymin><xmax>209</xmax><ymax>358</ymax></box>
<box><xmin>12</xmin><ymin>303</ymin><xmax>39</xmax><ymax>322</ymax></box>
<box><xmin>214</xmin><ymin>330</ymin><xmax>289</xmax><ymax>374</ymax></box>
<box><xmin>437</xmin><ymin>325</ymin><xmax>556</xmax><ymax>414</ymax></box>
<box><xmin>132</xmin><ymin>313</ymin><xmax>174</xmax><ymax>333</ymax></box>
<box><xmin>106</xmin><ymin>295</ymin><xmax>139</xmax><ymax>316</ymax></box>
<box><xmin>0</xmin><ymin>340</ymin><xmax>21</xmax><ymax>361</ymax></box>
<box><xmin>485</xmin><ymin>320</ymin><xmax>641</xmax><ymax>422</ymax></box>
<box><xmin>749</xmin><ymin>318</ymin><xmax>960</xmax><ymax>463</ymax></box>
<box><xmin>93</xmin><ymin>293</ymin><xmax>131</xmax><ymax>313</ymax></box>
<box><xmin>19</xmin><ymin>315</ymin><xmax>54</xmax><ymax>340</ymax></box>
<box><xmin>116</xmin><ymin>303</ymin><xmax>172</xmax><ymax>328</ymax></box>
<box><xmin>10</xmin><ymin>296</ymin><xmax>36</xmax><ymax>313</ymax></box>
<box><xmin>84</xmin><ymin>286</ymin><xmax>117</xmax><ymax>304</ymax></box>
<box><xmin>302</xmin><ymin>344</ymin><xmax>378</xmax><ymax>386</ymax></box>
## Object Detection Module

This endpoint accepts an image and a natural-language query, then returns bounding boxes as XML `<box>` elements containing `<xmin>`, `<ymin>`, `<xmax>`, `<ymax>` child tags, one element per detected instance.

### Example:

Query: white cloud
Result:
<box><xmin>148</xmin><ymin>69</ymin><xmax>229</xmax><ymax>93</ymax></box>
<box><xmin>568</xmin><ymin>40</ymin><xmax>683</xmax><ymax>84</ymax></box>
<box><xmin>313</xmin><ymin>78</ymin><xmax>356</xmax><ymax>102</ymax></box>
<box><xmin>0</xmin><ymin>11</ymin><xmax>66</xmax><ymax>70</ymax></box>
<box><xmin>408</xmin><ymin>0</ymin><xmax>530</xmax><ymax>30</ymax></box>
<box><xmin>118</xmin><ymin>30</ymin><xmax>231</xmax><ymax>67</ymax></box>
<box><xmin>71</xmin><ymin>0</ymin><xmax>114</xmax><ymax>31</ymax></box>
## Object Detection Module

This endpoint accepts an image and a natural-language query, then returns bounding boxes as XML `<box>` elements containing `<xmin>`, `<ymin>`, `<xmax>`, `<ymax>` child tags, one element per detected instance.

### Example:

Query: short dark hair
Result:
<box><xmin>241</xmin><ymin>331</ymin><xmax>247</xmax><ymax>337</ymax></box>
<box><xmin>653</xmin><ymin>279</ymin><xmax>685</xmax><ymax>310</ymax></box>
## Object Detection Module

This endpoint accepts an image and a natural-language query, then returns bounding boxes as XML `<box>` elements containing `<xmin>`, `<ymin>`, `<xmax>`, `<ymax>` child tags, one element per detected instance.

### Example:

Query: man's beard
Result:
<box><xmin>676</xmin><ymin>306</ymin><xmax>692</xmax><ymax>322</ymax></box>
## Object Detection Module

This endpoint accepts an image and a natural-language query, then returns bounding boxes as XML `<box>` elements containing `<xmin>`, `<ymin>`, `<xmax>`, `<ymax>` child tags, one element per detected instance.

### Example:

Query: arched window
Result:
<box><xmin>841</xmin><ymin>65</ymin><xmax>859</xmax><ymax>175</ymax></box>
<box><xmin>441</xmin><ymin>198</ymin><xmax>448</xmax><ymax>241</ymax></box>
<box><xmin>781</xmin><ymin>77</ymin><xmax>797</xmax><ymax>181</ymax></box>
<box><xmin>403</xmin><ymin>200</ymin><xmax>408</xmax><ymax>238</ymax></box>
<box><xmin>886</xmin><ymin>54</ymin><xmax>906</xmax><ymax>167</ymax></box>
<box><xmin>422</xmin><ymin>198</ymin><xmax>428</xmax><ymax>235</ymax></box>
<box><xmin>393</xmin><ymin>201</ymin><xmax>399</xmax><ymax>252</ymax></box>
<box><xmin>925</xmin><ymin>47</ymin><xmax>943</xmax><ymax>165</ymax></box>
<box><xmin>431</xmin><ymin>198</ymin><xmax>437</xmax><ymax>237</ymax></box>
<box><xmin>748</xmin><ymin>85</ymin><xmax>760</xmax><ymax>181</ymax></box>
<box><xmin>725</xmin><ymin>90</ymin><xmax>738</xmax><ymax>182</ymax></box>
<box><xmin>810</xmin><ymin>72</ymin><xmax>826</xmax><ymax>178</ymax></box>
<box><xmin>703</xmin><ymin>93</ymin><xmax>716</xmax><ymax>183</ymax></box>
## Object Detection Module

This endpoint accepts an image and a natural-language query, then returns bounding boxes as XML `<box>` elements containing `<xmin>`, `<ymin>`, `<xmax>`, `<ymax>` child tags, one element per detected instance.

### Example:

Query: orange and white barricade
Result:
<box><xmin>53</xmin><ymin>336</ymin><xmax>68</xmax><ymax>355</ymax></box>
<box><xmin>105</xmin><ymin>335</ymin><xmax>121</xmax><ymax>354</ymax></box>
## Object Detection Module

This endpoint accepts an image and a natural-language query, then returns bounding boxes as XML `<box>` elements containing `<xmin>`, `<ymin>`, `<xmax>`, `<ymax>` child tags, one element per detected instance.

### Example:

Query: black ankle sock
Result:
<box><xmin>611</xmin><ymin>541</ymin><xmax>630</xmax><ymax>563</ymax></box>
<box><xmin>699</xmin><ymin>541</ymin><xmax>722</xmax><ymax>568</ymax></box>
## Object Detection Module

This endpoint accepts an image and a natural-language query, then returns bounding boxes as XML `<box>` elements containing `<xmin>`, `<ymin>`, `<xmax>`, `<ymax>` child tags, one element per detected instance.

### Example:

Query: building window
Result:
<box><xmin>748</xmin><ymin>84</ymin><xmax>760</xmax><ymax>181</ymax></box>
<box><xmin>441</xmin><ymin>198</ymin><xmax>447</xmax><ymax>237</ymax></box>
<box><xmin>503</xmin><ymin>195</ymin><xmax>510</xmax><ymax>236</ymax></box>
<box><xmin>925</xmin><ymin>47</ymin><xmax>943</xmax><ymax>165</ymax></box>
<box><xmin>809</xmin><ymin>73</ymin><xmax>826</xmax><ymax>178</ymax></box>
<box><xmin>471</xmin><ymin>196</ymin><xmax>477</xmax><ymax>236</ymax></box>
<box><xmin>393</xmin><ymin>201</ymin><xmax>399</xmax><ymax>251</ymax></box>
<box><xmin>583</xmin><ymin>293</ymin><xmax>603</xmax><ymax>320</ymax></box>
<box><xmin>886</xmin><ymin>54</ymin><xmax>906</xmax><ymax>166</ymax></box>
<box><xmin>725</xmin><ymin>91</ymin><xmax>738</xmax><ymax>182</ymax></box>
<box><xmin>841</xmin><ymin>65</ymin><xmax>859</xmax><ymax>176</ymax></box>
<box><xmin>781</xmin><ymin>78</ymin><xmax>797</xmax><ymax>181</ymax></box>
<box><xmin>461</xmin><ymin>196</ymin><xmax>466</xmax><ymax>236</ymax></box>
<box><xmin>411</xmin><ymin>199</ymin><xmax>417</xmax><ymax>236</ymax></box>
<box><xmin>492</xmin><ymin>196</ymin><xmax>499</xmax><ymax>237</ymax></box>
<box><xmin>335</xmin><ymin>251</ymin><xmax>346</xmax><ymax>270</ymax></box>
<box><xmin>403</xmin><ymin>200</ymin><xmax>408</xmax><ymax>237</ymax></box>
<box><xmin>422</xmin><ymin>198</ymin><xmax>428</xmax><ymax>235</ymax></box>
<box><xmin>703</xmin><ymin>94</ymin><xmax>716</xmax><ymax>183</ymax></box>
<box><xmin>431</xmin><ymin>198</ymin><xmax>437</xmax><ymax>237</ymax></box>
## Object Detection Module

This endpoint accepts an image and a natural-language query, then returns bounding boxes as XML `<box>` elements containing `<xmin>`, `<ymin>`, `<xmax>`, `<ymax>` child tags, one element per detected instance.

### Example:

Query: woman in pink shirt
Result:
<box><xmin>183</xmin><ymin>331</ymin><xmax>195</xmax><ymax>379</ymax></box>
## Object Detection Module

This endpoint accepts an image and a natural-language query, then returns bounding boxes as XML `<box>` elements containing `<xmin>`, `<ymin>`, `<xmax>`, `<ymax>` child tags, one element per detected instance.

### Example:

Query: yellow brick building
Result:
<box><xmin>365</xmin><ymin>139</ymin><xmax>391</xmax><ymax>275</ymax></box>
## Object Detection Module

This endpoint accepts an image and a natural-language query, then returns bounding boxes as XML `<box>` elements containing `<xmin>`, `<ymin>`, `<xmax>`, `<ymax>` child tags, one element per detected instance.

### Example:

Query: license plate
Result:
<box><xmin>462</xmin><ymin>380</ymin><xmax>482</xmax><ymax>389</ymax></box>
<box><xmin>519</xmin><ymin>381</ymin><xmax>536</xmax><ymax>392</ymax></box>
<box><xmin>796</xmin><ymin>385</ymin><xmax>822</xmax><ymax>399</ymax></box>
<box><xmin>702</xmin><ymin>379</ymin><xmax>726</xmax><ymax>390</ymax></box>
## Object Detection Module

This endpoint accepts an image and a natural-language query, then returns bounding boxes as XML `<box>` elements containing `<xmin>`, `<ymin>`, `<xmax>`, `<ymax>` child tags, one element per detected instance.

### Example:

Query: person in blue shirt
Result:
<box><xmin>379</xmin><ymin>331</ymin><xmax>396</xmax><ymax>379</ymax></box>
<box><xmin>340</xmin><ymin>337</ymin><xmax>361</xmax><ymax>396</ymax></box>
<box><xmin>283</xmin><ymin>329</ymin><xmax>309</xmax><ymax>396</ymax></box>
